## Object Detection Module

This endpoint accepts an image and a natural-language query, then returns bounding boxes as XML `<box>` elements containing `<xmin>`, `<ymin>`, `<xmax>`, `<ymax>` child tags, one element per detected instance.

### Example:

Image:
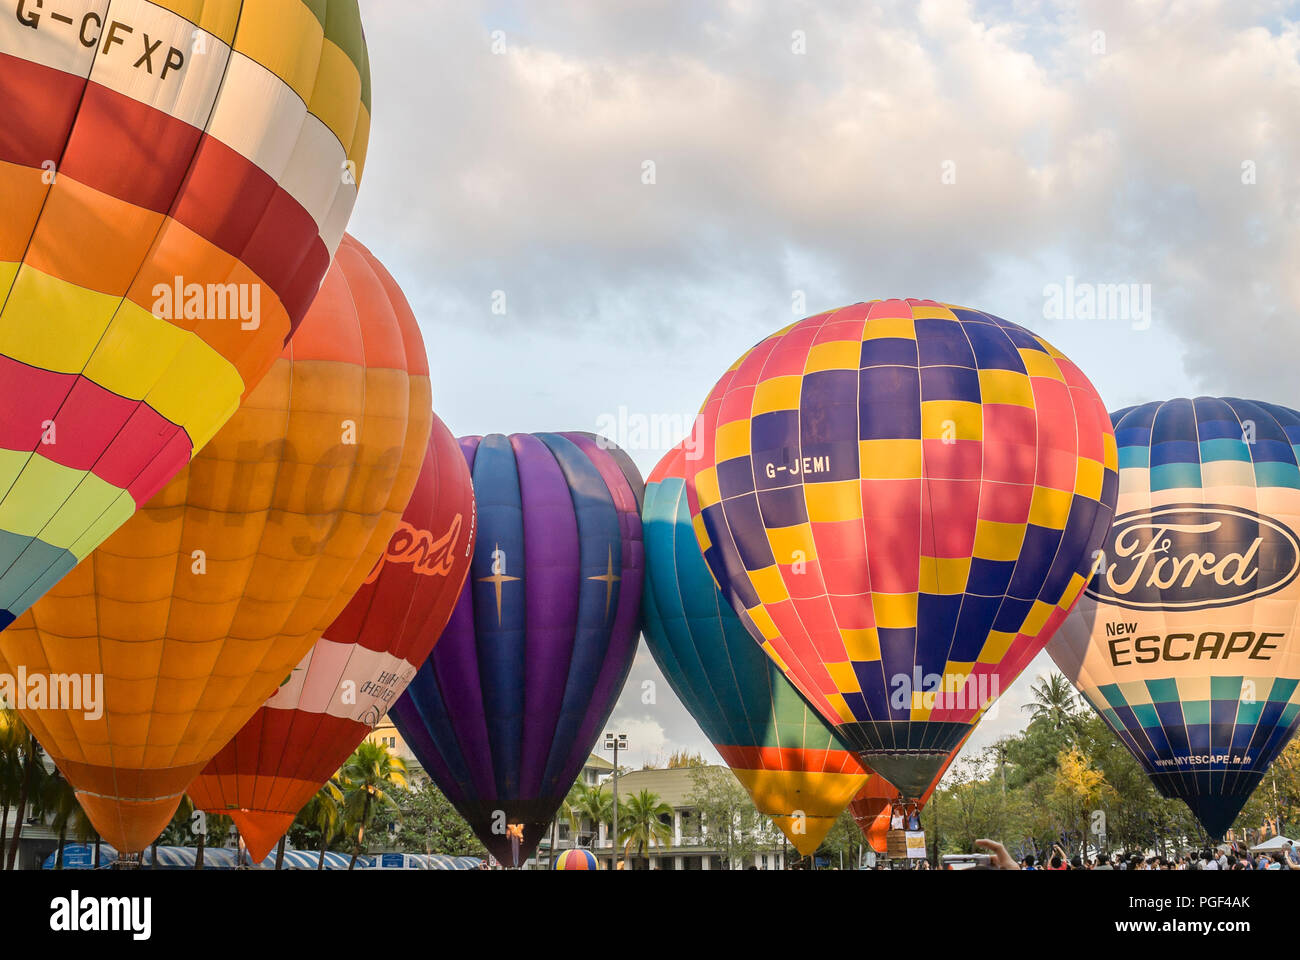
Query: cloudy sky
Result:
<box><xmin>351</xmin><ymin>1</ymin><xmax>1300</xmax><ymax>774</ymax></box>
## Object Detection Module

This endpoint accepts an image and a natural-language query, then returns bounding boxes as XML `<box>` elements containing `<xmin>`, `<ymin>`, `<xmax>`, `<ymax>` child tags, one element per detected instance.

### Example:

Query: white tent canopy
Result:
<box><xmin>1248</xmin><ymin>835</ymin><xmax>1295</xmax><ymax>853</ymax></box>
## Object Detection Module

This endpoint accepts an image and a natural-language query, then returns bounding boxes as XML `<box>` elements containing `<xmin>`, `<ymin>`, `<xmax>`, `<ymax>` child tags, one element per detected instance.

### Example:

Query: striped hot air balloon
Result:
<box><xmin>390</xmin><ymin>433</ymin><xmax>644</xmax><ymax>867</ymax></box>
<box><xmin>686</xmin><ymin>300</ymin><xmax>1119</xmax><ymax>797</ymax></box>
<box><xmin>643</xmin><ymin>444</ymin><xmax>868</xmax><ymax>855</ymax></box>
<box><xmin>0</xmin><ymin>235</ymin><xmax>427</xmax><ymax>852</ymax></box>
<box><xmin>188</xmin><ymin>414</ymin><xmax>476</xmax><ymax>863</ymax></box>
<box><xmin>554</xmin><ymin>848</ymin><xmax>599</xmax><ymax>870</ymax></box>
<box><xmin>1050</xmin><ymin>397</ymin><xmax>1300</xmax><ymax>838</ymax></box>
<box><xmin>0</xmin><ymin>1</ymin><xmax>372</xmax><ymax>628</ymax></box>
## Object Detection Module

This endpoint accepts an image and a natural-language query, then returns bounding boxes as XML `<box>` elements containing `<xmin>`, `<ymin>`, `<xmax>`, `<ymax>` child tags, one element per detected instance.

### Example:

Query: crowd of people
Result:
<box><xmin>973</xmin><ymin>838</ymin><xmax>1299</xmax><ymax>870</ymax></box>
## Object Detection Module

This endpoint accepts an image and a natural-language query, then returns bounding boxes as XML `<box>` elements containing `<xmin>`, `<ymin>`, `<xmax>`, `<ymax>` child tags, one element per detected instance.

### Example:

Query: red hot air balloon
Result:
<box><xmin>188</xmin><ymin>414</ymin><xmax>475</xmax><ymax>862</ymax></box>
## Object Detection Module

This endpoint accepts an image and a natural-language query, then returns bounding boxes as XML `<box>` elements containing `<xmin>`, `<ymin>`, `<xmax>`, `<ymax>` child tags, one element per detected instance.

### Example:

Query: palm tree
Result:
<box><xmin>0</xmin><ymin>708</ymin><xmax>24</xmax><ymax>868</ymax></box>
<box><xmin>301</xmin><ymin>779</ymin><xmax>344</xmax><ymax>870</ymax></box>
<box><xmin>4</xmin><ymin>720</ymin><xmax>47</xmax><ymax>871</ymax></box>
<box><xmin>617</xmin><ymin>789</ymin><xmax>673</xmax><ymax>869</ymax></box>
<box><xmin>162</xmin><ymin>795</ymin><xmax>208</xmax><ymax>869</ymax></box>
<box><xmin>339</xmin><ymin>741</ymin><xmax>406</xmax><ymax>870</ymax></box>
<box><xmin>565</xmin><ymin>781</ymin><xmax>613</xmax><ymax>858</ymax></box>
<box><xmin>1024</xmin><ymin>673</ymin><xmax>1080</xmax><ymax>733</ymax></box>
<box><xmin>41</xmin><ymin>771</ymin><xmax>92</xmax><ymax>870</ymax></box>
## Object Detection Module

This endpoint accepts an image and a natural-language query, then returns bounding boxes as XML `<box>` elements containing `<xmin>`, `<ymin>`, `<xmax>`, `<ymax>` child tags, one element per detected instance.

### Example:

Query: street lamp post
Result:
<box><xmin>604</xmin><ymin>732</ymin><xmax>627</xmax><ymax>869</ymax></box>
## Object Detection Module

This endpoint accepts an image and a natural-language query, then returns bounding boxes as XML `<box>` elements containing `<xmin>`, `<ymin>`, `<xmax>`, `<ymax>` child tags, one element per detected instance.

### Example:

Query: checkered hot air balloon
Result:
<box><xmin>1050</xmin><ymin>397</ymin><xmax>1300</xmax><ymax>838</ymax></box>
<box><xmin>0</xmin><ymin>0</ymin><xmax>372</xmax><ymax>630</ymax></box>
<box><xmin>685</xmin><ymin>300</ymin><xmax>1119</xmax><ymax>797</ymax></box>
<box><xmin>389</xmin><ymin>433</ymin><xmax>644</xmax><ymax>867</ymax></box>
<box><xmin>643</xmin><ymin>444</ymin><xmax>868</xmax><ymax>855</ymax></box>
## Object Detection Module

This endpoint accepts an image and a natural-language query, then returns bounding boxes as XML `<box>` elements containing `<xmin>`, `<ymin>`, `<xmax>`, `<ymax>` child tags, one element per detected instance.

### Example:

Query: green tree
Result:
<box><xmin>41</xmin><ymin>771</ymin><xmax>93</xmax><ymax>870</ymax></box>
<box><xmin>617</xmin><ymin>789</ymin><xmax>672</xmax><ymax>867</ymax></box>
<box><xmin>339</xmin><ymin>741</ymin><xmax>405</xmax><ymax>869</ymax></box>
<box><xmin>686</xmin><ymin>766</ymin><xmax>765</xmax><ymax>869</ymax></box>
<box><xmin>1023</xmin><ymin>673</ymin><xmax>1083</xmax><ymax>739</ymax></box>
<box><xmin>0</xmin><ymin>708</ymin><xmax>25</xmax><ymax>868</ymax></box>
<box><xmin>1236</xmin><ymin>739</ymin><xmax>1300</xmax><ymax>839</ymax></box>
<box><xmin>287</xmin><ymin>779</ymin><xmax>345</xmax><ymax>869</ymax></box>
<box><xmin>819</xmin><ymin>807</ymin><xmax>864</xmax><ymax>868</ymax></box>
<box><xmin>3</xmin><ymin>716</ymin><xmax>48</xmax><ymax>870</ymax></box>
<box><xmin>564</xmin><ymin>780</ymin><xmax>613</xmax><ymax>860</ymax></box>
<box><xmin>391</xmin><ymin>781</ymin><xmax>486</xmax><ymax>858</ymax></box>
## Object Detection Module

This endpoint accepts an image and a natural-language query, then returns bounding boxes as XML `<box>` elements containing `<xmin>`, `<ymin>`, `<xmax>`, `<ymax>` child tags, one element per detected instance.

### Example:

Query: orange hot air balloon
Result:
<box><xmin>188</xmin><ymin>414</ymin><xmax>475</xmax><ymax>863</ymax></box>
<box><xmin>849</xmin><ymin>737</ymin><xmax>967</xmax><ymax>853</ymax></box>
<box><xmin>0</xmin><ymin>235</ymin><xmax>429</xmax><ymax>853</ymax></box>
<box><xmin>0</xmin><ymin>1</ymin><xmax>372</xmax><ymax>629</ymax></box>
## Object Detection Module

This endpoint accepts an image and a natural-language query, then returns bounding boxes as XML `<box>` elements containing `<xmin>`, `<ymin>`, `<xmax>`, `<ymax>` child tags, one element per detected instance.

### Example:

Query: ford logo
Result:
<box><xmin>1084</xmin><ymin>503</ymin><xmax>1300</xmax><ymax>611</ymax></box>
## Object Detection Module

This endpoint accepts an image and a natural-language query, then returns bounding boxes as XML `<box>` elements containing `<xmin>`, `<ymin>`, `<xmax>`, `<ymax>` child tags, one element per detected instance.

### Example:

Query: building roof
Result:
<box><xmin>584</xmin><ymin>753</ymin><xmax>614</xmax><ymax>772</ymax></box>
<box><xmin>607</xmin><ymin>765</ymin><xmax>723</xmax><ymax>809</ymax></box>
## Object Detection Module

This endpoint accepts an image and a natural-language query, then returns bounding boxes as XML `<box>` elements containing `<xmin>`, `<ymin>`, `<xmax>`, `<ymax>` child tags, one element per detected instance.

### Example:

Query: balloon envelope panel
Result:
<box><xmin>188</xmin><ymin>413</ymin><xmax>476</xmax><ymax>863</ymax></box>
<box><xmin>643</xmin><ymin>445</ymin><xmax>866</xmax><ymax>856</ymax></box>
<box><xmin>390</xmin><ymin>432</ymin><xmax>644</xmax><ymax>867</ymax></box>
<box><xmin>0</xmin><ymin>1</ymin><xmax>372</xmax><ymax>629</ymax></box>
<box><xmin>0</xmin><ymin>235</ymin><xmax>427</xmax><ymax>852</ymax></box>
<box><xmin>685</xmin><ymin>300</ymin><xmax>1119</xmax><ymax>796</ymax></box>
<box><xmin>1050</xmin><ymin>397</ymin><xmax>1300</xmax><ymax>837</ymax></box>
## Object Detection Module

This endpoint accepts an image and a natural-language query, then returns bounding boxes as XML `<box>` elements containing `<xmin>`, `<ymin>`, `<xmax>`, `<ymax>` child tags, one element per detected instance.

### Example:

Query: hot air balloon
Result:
<box><xmin>1049</xmin><ymin>397</ymin><xmax>1300</xmax><ymax>838</ymax></box>
<box><xmin>849</xmin><ymin>738</ymin><xmax>965</xmax><ymax>853</ymax></box>
<box><xmin>389</xmin><ymin>433</ymin><xmax>644</xmax><ymax>867</ymax></box>
<box><xmin>0</xmin><ymin>1</ymin><xmax>372</xmax><ymax>629</ymax></box>
<box><xmin>187</xmin><ymin>414</ymin><xmax>476</xmax><ymax>863</ymax></box>
<box><xmin>686</xmin><ymin>300</ymin><xmax>1118</xmax><ymax>797</ymax></box>
<box><xmin>554</xmin><ymin>848</ymin><xmax>600</xmax><ymax>870</ymax></box>
<box><xmin>0</xmin><ymin>235</ymin><xmax>428</xmax><ymax>852</ymax></box>
<box><xmin>643</xmin><ymin>444</ymin><xmax>868</xmax><ymax>856</ymax></box>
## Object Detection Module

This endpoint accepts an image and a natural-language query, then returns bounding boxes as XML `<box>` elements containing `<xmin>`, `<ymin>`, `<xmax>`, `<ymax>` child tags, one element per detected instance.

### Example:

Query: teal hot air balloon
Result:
<box><xmin>1050</xmin><ymin>397</ymin><xmax>1300</xmax><ymax>838</ymax></box>
<box><xmin>643</xmin><ymin>445</ymin><xmax>868</xmax><ymax>855</ymax></box>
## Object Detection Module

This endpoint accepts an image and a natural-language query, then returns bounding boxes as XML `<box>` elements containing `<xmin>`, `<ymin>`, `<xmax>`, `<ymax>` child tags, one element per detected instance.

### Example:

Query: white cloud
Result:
<box><xmin>352</xmin><ymin>0</ymin><xmax>1300</xmax><ymax>766</ymax></box>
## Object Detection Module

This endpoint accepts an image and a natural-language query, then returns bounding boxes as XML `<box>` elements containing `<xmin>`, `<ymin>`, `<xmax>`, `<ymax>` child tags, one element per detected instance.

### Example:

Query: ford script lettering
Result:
<box><xmin>1085</xmin><ymin>504</ymin><xmax>1300</xmax><ymax>611</ymax></box>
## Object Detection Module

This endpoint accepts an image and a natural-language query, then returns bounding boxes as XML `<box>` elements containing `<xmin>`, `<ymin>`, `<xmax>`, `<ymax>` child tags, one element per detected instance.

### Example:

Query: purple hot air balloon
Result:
<box><xmin>390</xmin><ymin>432</ymin><xmax>644</xmax><ymax>866</ymax></box>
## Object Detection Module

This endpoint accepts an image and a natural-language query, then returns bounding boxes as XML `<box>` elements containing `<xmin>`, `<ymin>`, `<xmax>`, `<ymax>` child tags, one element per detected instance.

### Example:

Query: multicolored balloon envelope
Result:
<box><xmin>643</xmin><ymin>444</ymin><xmax>867</xmax><ymax>855</ymax></box>
<box><xmin>686</xmin><ymin>300</ymin><xmax>1119</xmax><ymax>796</ymax></box>
<box><xmin>390</xmin><ymin>433</ymin><xmax>644</xmax><ymax>867</ymax></box>
<box><xmin>554</xmin><ymin>848</ymin><xmax>600</xmax><ymax>870</ymax></box>
<box><xmin>188</xmin><ymin>413</ymin><xmax>475</xmax><ymax>863</ymax></box>
<box><xmin>849</xmin><ymin>738</ymin><xmax>965</xmax><ymax>853</ymax></box>
<box><xmin>0</xmin><ymin>235</ymin><xmax>428</xmax><ymax>852</ymax></box>
<box><xmin>1050</xmin><ymin>397</ymin><xmax>1300</xmax><ymax>838</ymax></box>
<box><xmin>0</xmin><ymin>1</ymin><xmax>371</xmax><ymax>629</ymax></box>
